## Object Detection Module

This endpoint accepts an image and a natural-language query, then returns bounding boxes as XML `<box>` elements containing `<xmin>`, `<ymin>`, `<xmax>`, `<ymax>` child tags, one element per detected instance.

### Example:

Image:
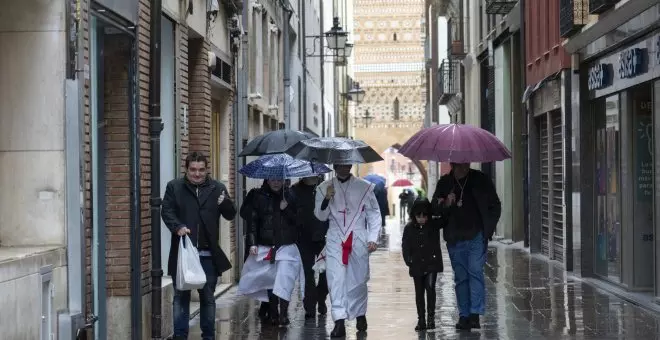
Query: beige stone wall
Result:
<box><xmin>353</xmin><ymin>122</ymin><xmax>423</xmax><ymax>177</ymax></box>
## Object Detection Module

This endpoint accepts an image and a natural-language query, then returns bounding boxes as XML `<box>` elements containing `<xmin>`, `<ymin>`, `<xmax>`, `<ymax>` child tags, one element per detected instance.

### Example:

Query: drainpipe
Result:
<box><xmin>520</xmin><ymin>0</ymin><xmax>530</xmax><ymax>248</ymax></box>
<box><xmin>319</xmin><ymin>1</ymin><xmax>325</xmax><ymax>136</ymax></box>
<box><xmin>148</xmin><ymin>0</ymin><xmax>163</xmax><ymax>338</ymax></box>
<box><xmin>283</xmin><ymin>7</ymin><xmax>293</xmax><ymax>129</ymax></box>
<box><xmin>301</xmin><ymin>0</ymin><xmax>307</xmax><ymax>132</ymax></box>
<box><xmin>234</xmin><ymin>0</ymin><xmax>250</xmax><ymax>275</ymax></box>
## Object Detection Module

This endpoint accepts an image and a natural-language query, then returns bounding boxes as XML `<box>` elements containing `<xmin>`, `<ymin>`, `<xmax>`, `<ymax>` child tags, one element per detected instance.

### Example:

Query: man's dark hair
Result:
<box><xmin>185</xmin><ymin>152</ymin><xmax>208</xmax><ymax>168</ymax></box>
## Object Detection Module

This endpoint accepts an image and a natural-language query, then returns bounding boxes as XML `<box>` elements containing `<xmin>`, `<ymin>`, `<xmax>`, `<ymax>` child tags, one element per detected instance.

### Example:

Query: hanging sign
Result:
<box><xmin>587</xmin><ymin>63</ymin><xmax>610</xmax><ymax>90</ymax></box>
<box><xmin>618</xmin><ymin>48</ymin><xmax>643</xmax><ymax>79</ymax></box>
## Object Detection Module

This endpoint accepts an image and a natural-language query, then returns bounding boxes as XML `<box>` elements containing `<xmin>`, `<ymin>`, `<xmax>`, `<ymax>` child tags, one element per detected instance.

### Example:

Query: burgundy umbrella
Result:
<box><xmin>392</xmin><ymin>179</ymin><xmax>414</xmax><ymax>187</ymax></box>
<box><xmin>398</xmin><ymin>124</ymin><xmax>512</xmax><ymax>163</ymax></box>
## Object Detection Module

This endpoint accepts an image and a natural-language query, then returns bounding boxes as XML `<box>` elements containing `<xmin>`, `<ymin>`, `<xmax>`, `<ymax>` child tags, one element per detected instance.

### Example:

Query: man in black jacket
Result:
<box><xmin>291</xmin><ymin>176</ymin><xmax>330</xmax><ymax>318</ymax></box>
<box><xmin>431</xmin><ymin>163</ymin><xmax>501</xmax><ymax>331</ymax></box>
<box><xmin>162</xmin><ymin>152</ymin><xmax>237</xmax><ymax>340</ymax></box>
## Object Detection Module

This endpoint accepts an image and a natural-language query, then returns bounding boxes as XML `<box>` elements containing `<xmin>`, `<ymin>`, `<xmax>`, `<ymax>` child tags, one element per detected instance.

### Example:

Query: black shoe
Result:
<box><xmin>318</xmin><ymin>301</ymin><xmax>328</xmax><ymax>315</ymax></box>
<box><xmin>258</xmin><ymin>302</ymin><xmax>270</xmax><ymax>321</ymax></box>
<box><xmin>455</xmin><ymin>316</ymin><xmax>471</xmax><ymax>330</ymax></box>
<box><xmin>279</xmin><ymin>300</ymin><xmax>290</xmax><ymax>326</ymax></box>
<box><xmin>414</xmin><ymin>318</ymin><xmax>426</xmax><ymax>331</ymax></box>
<box><xmin>356</xmin><ymin>315</ymin><xmax>368</xmax><ymax>332</ymax></box>
<box><xmin>426</xmin><ymin>314</ymin><xmax>435</xmax><ymax>329</ymax></box>
<box><xmin>468</xmin><ymin>313</ymin><xmax>481</xmax><ymax>329</ymax></box>
<box><xmin>172</xmin><ymin>337</ymin><xmax>186</xmax><ymax>340</ymax></box>
<box><xmin>330</xmin><ymin>319</ymin><xmax>346</xmax><ymax>338</ymax></box>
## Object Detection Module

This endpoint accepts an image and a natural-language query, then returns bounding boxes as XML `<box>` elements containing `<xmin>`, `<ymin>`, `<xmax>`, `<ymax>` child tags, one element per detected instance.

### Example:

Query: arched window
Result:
<box><xmin>393</xmin><ymin>97</ymin><xmax>400</xmax><ymax>120</ymax></box>
<box><xmin>393</xmin><ymin>33</ymin><xmax>397</xmax><ymax>41</ymax></box>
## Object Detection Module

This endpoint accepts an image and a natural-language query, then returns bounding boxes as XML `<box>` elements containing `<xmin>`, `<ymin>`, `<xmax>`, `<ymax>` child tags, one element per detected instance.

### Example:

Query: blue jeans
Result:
<box><xmin>173</xmin><ymin>256</ymin><xmax>218</xmax><ymax>340</ymax></box>
<box><xmin>447</xmin><ymin>232</ymin><xmax>487</xmax><ymax>317</ymax></box>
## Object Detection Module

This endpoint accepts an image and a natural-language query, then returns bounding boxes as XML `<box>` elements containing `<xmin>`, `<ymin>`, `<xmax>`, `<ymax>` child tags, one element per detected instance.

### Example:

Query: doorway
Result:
<box><xmin>90</xmin><ymin>9</ymin><xmax>136</xmax><ymax>339</ymax></box>
<box><xmin>593</xmin><ymin>94</ymin><xmax>622</xmax><ymax>283</ymax></box>
<box><xmin>630</xmin><ymin>83</ymin><xmax>654</xmax><ymax>289</ymax></box>
<box><xmin>160</xmin><ymin>16</ymin><xmax>176</xmax><ymax>275</ymax></box>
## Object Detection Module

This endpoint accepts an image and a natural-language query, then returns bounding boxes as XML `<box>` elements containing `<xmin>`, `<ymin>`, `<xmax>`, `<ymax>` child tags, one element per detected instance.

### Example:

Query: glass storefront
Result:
<box><xmin>589</xmin><ymin>82</ymin><xmax>656</xmax><ymax>288</ymax></box>
<box><xmin>593</xmin><ymin>94</ymin><xmax>621</xmax><ymax>282</ymax></box>
<box><xmin>631</xmin><ymin>83</ymin><xmax>654</xmax><ymax>289</ymax></box>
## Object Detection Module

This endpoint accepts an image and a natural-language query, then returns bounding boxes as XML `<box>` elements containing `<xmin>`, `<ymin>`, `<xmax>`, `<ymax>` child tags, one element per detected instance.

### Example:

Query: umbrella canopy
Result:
<box><xmin>239</xmin><ymin>153</ymin><xmax>331</xmax><ymax>179</ymax></box>
<box><xmin>286</xmin><ymin>137</ymin><xmax>383</xmax><ymax>164</ymax></box>
<box><xmin>239</xmin><ymin>130</ymin><xmax>316</xmax><ymax>157</ymax></box>
<box><xmin>392</xmin><ymin>178</ymin><xmax>414</xmax><ymax>187</ymax></box>
<box><xmin>398</xmin><ymin>124</ymin><xmax>512</xmax><ymax>163</ymax></box>
<box><xmin>364</xmin><ymin>174</ymin><xmax>386</xmax><ymax>186</ymax></box>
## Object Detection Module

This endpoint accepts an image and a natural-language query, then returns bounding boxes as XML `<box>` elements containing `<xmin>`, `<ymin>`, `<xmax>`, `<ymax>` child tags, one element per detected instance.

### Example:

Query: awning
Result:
<box><xmin>521</xmin><ymin>71</ymin><xmax>561</xmax><ymax>103</ymax></box>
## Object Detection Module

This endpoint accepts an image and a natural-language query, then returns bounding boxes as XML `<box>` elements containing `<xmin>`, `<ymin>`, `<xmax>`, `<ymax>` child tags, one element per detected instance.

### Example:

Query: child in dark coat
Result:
<box><xmin>402</xmin><ymin>199</ymin><xmax>444</xmax><ymax>331</ymax></box>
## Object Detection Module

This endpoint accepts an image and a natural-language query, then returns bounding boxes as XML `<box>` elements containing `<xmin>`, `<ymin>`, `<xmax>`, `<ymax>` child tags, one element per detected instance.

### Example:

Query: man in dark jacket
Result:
<box><xmin>161</xmin><ymin>152</ymin><xmax>237</xmax><ymax>340</ymax></box>
<box><xmin>431</xmin><ymin>163</ymin><xmax>501</xmax><ymax>331</ymax></box>
<box><xmin>291</xmin><ymin>176</ymin><xmax>330</xmax><ymax>318</ymax></box>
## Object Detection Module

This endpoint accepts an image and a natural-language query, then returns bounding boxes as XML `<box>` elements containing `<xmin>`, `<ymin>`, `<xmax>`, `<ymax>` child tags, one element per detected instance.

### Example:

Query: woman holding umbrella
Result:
<box><xmin>398</xmin><ymin>124</ymin><xmax>506</xmax><ymax>331</ymax></box>
<box><xmin>236</xmin><ymin>153</ymin><xmax>332</xmax><ymax>326</ymax></box>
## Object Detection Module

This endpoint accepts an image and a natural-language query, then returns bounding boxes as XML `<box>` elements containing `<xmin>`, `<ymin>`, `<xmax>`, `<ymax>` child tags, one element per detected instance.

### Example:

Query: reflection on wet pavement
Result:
<box><xmin>189</xmin><ymin>221</ymin><xmax>660</xmax><ymax>339</ymax></box>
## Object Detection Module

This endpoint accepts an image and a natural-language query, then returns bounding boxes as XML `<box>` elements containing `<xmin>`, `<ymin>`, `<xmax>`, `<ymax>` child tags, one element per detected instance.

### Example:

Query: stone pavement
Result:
<box><xmin>188</xmin><ymin>220</ymin><xmax>660</xmax><ymax>339</ymax></box>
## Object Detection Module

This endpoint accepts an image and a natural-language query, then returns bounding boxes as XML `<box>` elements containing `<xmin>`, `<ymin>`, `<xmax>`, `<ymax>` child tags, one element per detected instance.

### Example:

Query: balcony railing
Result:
<box><xmin>438</xmin><ymin>59</ymin><xmax>460</xmax><ymax>105</ymax></box>
<box><xmin>589</xmin><ymin>0</ymin><xmax>619</xmax><ymax>14</ymax></box>
<box><xmin>485</xmin><ymin>0</ymin><xmax>517</xmax><ymax>15</ymax></box>
<box><xmin>560</xmin><ymin>0</ymin><xmax>588</xmax><ymax>38</ymax></box>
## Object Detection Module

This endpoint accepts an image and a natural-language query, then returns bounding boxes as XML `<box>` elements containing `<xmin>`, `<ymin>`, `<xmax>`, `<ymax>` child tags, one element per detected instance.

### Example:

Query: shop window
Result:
<box><xmin>593</xmin><ymin>94</ymin><xmax>621</xmax><ymax>282</ymax></box>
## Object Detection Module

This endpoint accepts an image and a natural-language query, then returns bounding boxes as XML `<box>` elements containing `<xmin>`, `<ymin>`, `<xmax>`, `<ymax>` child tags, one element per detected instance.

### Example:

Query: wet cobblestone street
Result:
<box><xmin>189</xmin><ymin>221</ymin><xmax>660</xmax><ymax>339</ymax></box>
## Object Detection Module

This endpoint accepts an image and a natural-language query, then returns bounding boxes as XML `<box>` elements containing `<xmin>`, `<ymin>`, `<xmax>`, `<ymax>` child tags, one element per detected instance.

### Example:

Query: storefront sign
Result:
<box><xmin>588</xmin><ymin>63</ymin><xmax>610</xmax><ymax>90</ymax></box>
<box><xmin>618</xmin><ymin>48</ymin><xmax>643</xmax><ymax>79</ymax></box>
<box><xmin>636</xmin><ymin>112</ymin><xmax>653</xmax><ymax>201</ymax></box>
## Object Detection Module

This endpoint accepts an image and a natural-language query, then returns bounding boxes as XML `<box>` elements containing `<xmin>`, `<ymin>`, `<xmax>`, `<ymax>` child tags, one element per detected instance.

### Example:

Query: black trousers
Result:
<box><xmin>300</xmin><ymin>240</ymin><xmax>329</xmax><ymax>312</ymax></box>
<box><xmin>413</xmin><ymin>273</ymin><xmax>437</xmax><ymax>318</ymax></box>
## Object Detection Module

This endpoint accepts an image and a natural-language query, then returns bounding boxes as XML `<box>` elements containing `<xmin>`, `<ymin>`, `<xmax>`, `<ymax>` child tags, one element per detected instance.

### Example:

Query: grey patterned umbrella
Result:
<box><xmin>239</xmin><ymin>130</ymin><xmax>316</xmax><ymax>157</ymax></box>
<box><xmin>285</xmin><ymin>137</ymin><xmax>383</xmax><ymax>164</ymax></box>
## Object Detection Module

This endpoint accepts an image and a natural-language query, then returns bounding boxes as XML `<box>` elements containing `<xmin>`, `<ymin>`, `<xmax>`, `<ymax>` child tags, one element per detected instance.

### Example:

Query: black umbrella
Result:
<box><xmin>239</xmin><ymin>130</ymin><xmax>316</xmax><ymax>157</ymax></box>
<box><xmin>285</xmin><ymin>137</ymin><xmax>384</xmax><ymax>164</ymax></box>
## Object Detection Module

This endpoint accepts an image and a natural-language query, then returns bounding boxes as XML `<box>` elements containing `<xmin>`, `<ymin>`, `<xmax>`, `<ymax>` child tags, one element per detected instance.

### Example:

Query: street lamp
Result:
<box><xmin>305</xmin><ymin>17</ymin><xmax>349</xmax><ymax>62</ymax></box>
<box><xmin>325</xmin><ymin>17</ymin><xmax>348</xmax><ymax>51</ymax></box>
<box><xmin>354</xmin><ymin>109</ymin><xmax>373</xmax><ymax>128</ymax></box>
<box><xmin>347</xmin><ymin>82</ymin><xmax>365</xmax><ymax>104</ymax></box>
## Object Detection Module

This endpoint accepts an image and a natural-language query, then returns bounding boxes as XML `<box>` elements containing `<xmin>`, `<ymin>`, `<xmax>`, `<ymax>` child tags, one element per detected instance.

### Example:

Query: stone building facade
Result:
<box><xmin>351</xmin><ymin>0</ymin><xmax>426</xmax><ymax>177</ymax></box>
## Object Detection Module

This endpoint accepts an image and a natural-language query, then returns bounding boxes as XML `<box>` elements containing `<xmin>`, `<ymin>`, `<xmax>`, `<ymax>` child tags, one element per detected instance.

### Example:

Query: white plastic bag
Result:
<box><xmin>176</xmin><ymin>235</ymin><xmax>207</xmax><ymax>290</ymax></box>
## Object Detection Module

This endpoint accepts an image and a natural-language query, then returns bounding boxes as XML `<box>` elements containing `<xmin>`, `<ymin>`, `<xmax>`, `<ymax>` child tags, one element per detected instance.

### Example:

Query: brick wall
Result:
<box><xmin>179</xmin><ymin>26</ymin><xmax>189</xmax><ymax>173</ymax></box>
<box><xmin>82</xmin><ymin>0</ymin><xmax>92</xmax><ymax>321</ymax></box>
<box><xmin>104</xmin><ymin>34</ymin><xmax>133</xmax><ymax>297</ymax></box>
<box><xmin>188</xmin><ymin>38</ymin><xmax>212</xmax><ymax>155</ymax></box>
<box><xmin>137</xmin><ymin>0</ymin><xmax>152</xmax><ymax>292</ymax></box>
<box><xmin>227</xmin><ymin>66</ymin><xmax>237</xmax><ymax>274</ymax></box>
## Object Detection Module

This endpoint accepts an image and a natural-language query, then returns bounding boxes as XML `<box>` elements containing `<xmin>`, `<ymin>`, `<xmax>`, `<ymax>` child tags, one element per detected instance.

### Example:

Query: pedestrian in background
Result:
<box><xmin>401</xmin><ymin>199</ymin><xmax>443</xmax><ymax>331</ymax></box>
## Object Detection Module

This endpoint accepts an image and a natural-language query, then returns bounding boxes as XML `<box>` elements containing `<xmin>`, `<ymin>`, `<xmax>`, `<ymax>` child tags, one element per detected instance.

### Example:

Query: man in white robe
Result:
<box><xmin>314</xmin><ymin>164</ymin><xmax>382</xmax><ymax>337</ymax></box>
